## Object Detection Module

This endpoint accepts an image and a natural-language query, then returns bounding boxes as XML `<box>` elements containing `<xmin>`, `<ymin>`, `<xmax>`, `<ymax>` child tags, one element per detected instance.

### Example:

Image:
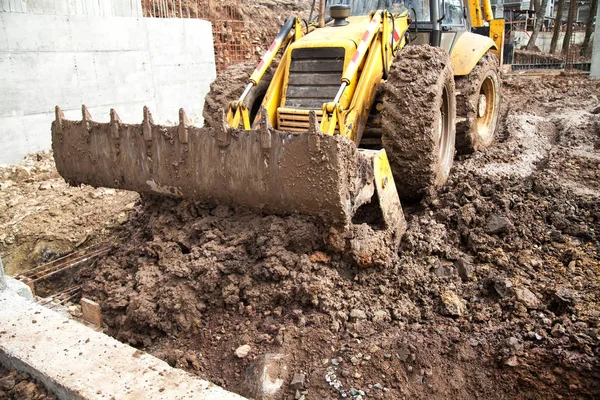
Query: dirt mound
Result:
<box><xmin>85</xmin><ymin>198</ymin><xmax>400</xmax><ymax>340</ymax></box>
<box><xmin>0</xmin><ymin>152</ymin><xmax>137</xmax><ymax>276</ymax></box>
<box><xmin>79</xmin><ymin>73</ymin><xmax>600</xmax><ymax>398</ymax></box>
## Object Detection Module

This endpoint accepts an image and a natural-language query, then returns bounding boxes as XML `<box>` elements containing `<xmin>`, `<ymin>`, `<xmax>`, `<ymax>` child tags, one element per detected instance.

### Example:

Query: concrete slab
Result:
<box><xmin>0</xmin><ymin>13</ymin><xmax>215</xmax><ymax>164</ymax></box>
<box><xmin>0</xmin><ymin>289</ymin><xmax>246</xmax><ymax>400</ymax></box>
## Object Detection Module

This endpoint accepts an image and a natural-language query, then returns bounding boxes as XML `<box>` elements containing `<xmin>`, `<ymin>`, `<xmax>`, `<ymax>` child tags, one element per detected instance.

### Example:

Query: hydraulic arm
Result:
<box><xmin>226</xmin><ymin>9</ymin><xmax>409</xmax><ymax>144</ymax></box>
<box><xmin>227</xmin><ymin>16</ymin><xmax>304</xmax><ymax>130</ymax></box>
<box><xmin>468</xmin><ymin>0</ymin><xmax>505</xmax><ymax>61</ymax></box>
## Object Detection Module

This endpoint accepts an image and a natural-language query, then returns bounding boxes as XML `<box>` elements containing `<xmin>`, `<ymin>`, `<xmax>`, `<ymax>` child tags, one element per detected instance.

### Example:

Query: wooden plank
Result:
<box><xmin>288</xmin><ymin>72</ymin><xmax>341</xmax><ymax>86</ymax></box>
<box><xmin>80</xmin><ymin>297</ymin><xmax>102</xmax><ymax>327</ymax></box>
<box><xmin>26</xmin><ymin>280</ymin><xmax>35</xmax><ymax>296</ymax></box>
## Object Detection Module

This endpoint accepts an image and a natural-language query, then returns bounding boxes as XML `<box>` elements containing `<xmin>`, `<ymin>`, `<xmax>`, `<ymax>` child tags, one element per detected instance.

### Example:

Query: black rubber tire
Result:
<box><xmin>454</xmin><ymin>52</ymin><xmax>501</xmax><ymax>154</ymax></box>
<box><xmin>381</xmin><ymin>45</ymin><xmax>457</xmax><ymax>200</ymax></box>
<box><xmin>202</xmin><ymin>62</ymin><xmax>273</xmax><ymax>129</ymax></box>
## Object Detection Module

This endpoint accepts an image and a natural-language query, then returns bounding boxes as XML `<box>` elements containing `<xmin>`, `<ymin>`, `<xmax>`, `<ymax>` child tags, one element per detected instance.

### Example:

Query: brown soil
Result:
<box><xmin>202</xmin><ymin>61</ymin><xmax>271</xmax><ymax>129</ymax></box>
<box><xmin>5</xmin><ymin>3</ymin><xmax>597</xmax><ymax>399</ymax></box>
<box><xmin>72</xmin><ymin>73</ymin><xmax>600</xmax><ymax>399</ymax></box>
<box><xmin>0</xmin><ymin>152</ymin><xmax>138</xmax><ymax>276</ymax></box>
<box><xmin>0</xmin><ymin>365</ymin><xmax>56</xmax><ymax>400</ymax></box>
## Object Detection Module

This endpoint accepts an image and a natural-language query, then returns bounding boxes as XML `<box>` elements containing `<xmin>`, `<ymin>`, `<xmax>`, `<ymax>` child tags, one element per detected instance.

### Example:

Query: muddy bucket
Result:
<box><xmin>52</xmin><ymin>105</ymin><xmax>405</xmax><ymax>234</ymax></box>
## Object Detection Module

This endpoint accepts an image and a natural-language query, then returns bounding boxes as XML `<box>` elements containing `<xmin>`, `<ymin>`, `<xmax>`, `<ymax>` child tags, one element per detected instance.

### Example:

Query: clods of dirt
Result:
<box><xmin>0</xmin><ymin>366</ymin><xmax>56</xmax><ymax>400</ymax></box>
<box><xmin>76</xmin><ymin>73</ymin><xmax>600</xmax><ymax>399</ymax></box>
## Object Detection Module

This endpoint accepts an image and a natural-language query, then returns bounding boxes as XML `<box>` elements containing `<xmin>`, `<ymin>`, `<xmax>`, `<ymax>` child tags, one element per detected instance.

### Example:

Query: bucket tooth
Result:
<box><xmin>307</xmin><ymin>110</ymin><xmax>321</xmax><ymax>152</ymax></box>
<box><xmin>308</xmin><ymin>110</ymin><xmax>320</xmax><ymax>135</ymax></box>
<box><xmin>109</xmin><ymin>109</ymin><xmax>121</xmax><ymax>139</ymax></box>
<box><xmin>258</xmin><ymin>106</ymin><xmax>271</xmax><ymax>149</ymax></box>
<box><xmin>178</xmin><ymin>108</ymin><xmax>190</xmax><ymax>144</ymax></box>
<box><xmin>142</xmin><ymin>106</ymin><xmax>153</xmax><ymax>141</ymax></box>
<box><xmin>54</xmin><ymin>106</ymin><xmax>64</xmax><ymax>134</ymax></box>
<box><xmin>82</xmin><ymin>105</ymin><xmax>92</xmax><ymax>132</ymax></box>
<box><xmin>216</xmin><ymin>108</ymin><xmax>231</xmax><ymax>147</ymax></box>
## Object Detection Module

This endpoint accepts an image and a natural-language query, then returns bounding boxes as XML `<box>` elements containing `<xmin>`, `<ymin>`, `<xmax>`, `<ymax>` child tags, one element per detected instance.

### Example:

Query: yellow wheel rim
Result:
<box><xmin>476</xmin><ymin>73</ymin><xmax>498</xmax><ymax>143</ymax></box>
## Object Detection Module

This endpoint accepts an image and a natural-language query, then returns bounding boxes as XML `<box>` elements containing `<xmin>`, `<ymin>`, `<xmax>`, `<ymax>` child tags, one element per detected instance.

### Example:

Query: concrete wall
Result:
<box><xmin>0</xmin><ymin>12</ymin><xmax>216</xmax><ymax>165</ymax></box>
<box><xmin>512</xmin><ymin>30</ymin><xmax>586</xmax><ymax>53</ymax></box>
<box><xmin>0</xmin><ymin>0</ymin><xmax>142</xmax><ymax>17</ymax></box>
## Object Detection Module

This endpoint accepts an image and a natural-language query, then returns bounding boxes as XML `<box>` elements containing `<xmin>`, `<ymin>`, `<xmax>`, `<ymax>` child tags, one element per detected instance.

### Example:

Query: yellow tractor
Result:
<box><xmin>52</xmin><ymin>0</ymin><xmax>504</xmax><ymax>247</ymax></box>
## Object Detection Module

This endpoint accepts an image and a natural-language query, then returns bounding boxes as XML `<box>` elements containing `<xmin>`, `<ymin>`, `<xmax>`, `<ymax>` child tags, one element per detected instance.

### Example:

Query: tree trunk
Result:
<box><xmin>562</xmin><ymin>0</ymin><xmax>578</xmax><ymax>54</ymax></box>
<box><xmin>550</xmin><ymin>0</ymin><xmax>564</xmax><ymax>54</ymax></box>
<box><xmin>581</xmin><ymin>0</ymin><xmax>598</xmax><ymax>55</ymax></box>
<box><xmin>527</xmin><ymin>0</ymin><xmax>550</xmax><ymax>50</ymax></box>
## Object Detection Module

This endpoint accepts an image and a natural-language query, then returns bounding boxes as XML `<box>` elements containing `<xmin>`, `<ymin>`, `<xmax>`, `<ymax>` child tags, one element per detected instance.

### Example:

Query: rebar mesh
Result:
<box><xmin>142</xmin><ymin>0</ymin><xmax>253</xmax><ymax>71</ymax></box>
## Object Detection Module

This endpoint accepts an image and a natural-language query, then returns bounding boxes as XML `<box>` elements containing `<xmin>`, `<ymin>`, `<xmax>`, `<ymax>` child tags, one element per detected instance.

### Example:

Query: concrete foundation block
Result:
<box><xmin>4</xmin><ymin>277</ymin><xmax>34</xmax><ymax>300</ymax></box>
<box><xmin>0</xmin><ymin>290</ymin><xmax>246</xmax><ymax>400</ymax></box>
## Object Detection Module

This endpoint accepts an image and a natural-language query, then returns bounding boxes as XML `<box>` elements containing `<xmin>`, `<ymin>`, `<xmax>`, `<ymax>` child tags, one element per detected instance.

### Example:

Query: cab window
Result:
<box><xmin>327</xmin><ymin>0</ymin><xmax>409</xmax><ymax>18</ymax></box>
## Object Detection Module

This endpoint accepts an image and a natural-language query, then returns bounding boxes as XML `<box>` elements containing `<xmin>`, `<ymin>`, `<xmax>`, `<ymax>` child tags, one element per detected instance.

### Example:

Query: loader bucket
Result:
<box><xmin>52</xmin><ymin>105</ymin><xmax>405</xmax><ymax>236</ymax></box>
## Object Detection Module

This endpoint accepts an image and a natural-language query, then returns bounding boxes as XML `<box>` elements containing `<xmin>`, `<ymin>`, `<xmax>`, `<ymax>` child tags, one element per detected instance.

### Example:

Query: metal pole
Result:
<box><xmin>590</xmin><ymin>0</ymin><xmax>600</xmax><ymax>78</ymax></box>
<box><xmin>318</xmin><ymin>0</ymin><xmax>326</xmax><ymax>27</ymax></box>
<box><xmin>430</xmin><ymin>0</ymin><xmax>441</xmax><ymax>46</ymax></box>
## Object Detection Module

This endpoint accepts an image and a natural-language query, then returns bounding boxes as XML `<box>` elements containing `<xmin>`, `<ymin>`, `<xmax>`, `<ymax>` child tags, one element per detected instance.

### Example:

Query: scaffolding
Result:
<box><xmin>142</xmin><ymin>0</ymin><xmax>253</xmax><ymax>71</ymax></box>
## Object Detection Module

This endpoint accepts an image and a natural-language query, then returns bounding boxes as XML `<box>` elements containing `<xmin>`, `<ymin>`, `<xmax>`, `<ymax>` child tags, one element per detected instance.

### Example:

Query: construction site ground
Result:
<box><xmin>1</xmin><ymin>72</ymin><xmax>599</xmax><ymax>399</ymax></box>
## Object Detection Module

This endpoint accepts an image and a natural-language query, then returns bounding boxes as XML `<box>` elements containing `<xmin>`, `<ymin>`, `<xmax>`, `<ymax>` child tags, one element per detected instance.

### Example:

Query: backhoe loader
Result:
<box><xmin>52</xmin><ymin>0</ymin><xmax>504</xmax><ymax>248</ymax></box>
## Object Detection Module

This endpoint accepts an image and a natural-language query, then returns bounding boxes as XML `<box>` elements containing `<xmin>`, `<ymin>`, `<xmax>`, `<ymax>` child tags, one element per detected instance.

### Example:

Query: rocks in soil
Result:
<box><xmin>484</xmin><ymin>214</ymin><xmax>513</xmax><ymax>234</ymax></box>
<box><xmin>235</xmin><ymin>345</ymin><xmax>252</xmax><ymax>359</ymax></box>
<box><xmin>290</xmin><ymin>373</ymin><xmax>306</xmax><ymax>390</ymax></box>
<box><xmin>490</xmin><ymin>278</ymin><xmax>514</xmax><ymax>298</ymax></box>
<box><xmin>37</xmin><ymin>182</ymin><xmax>51</xmax><ymax>191</ymax></box>
<box><xmin>0</xmin><ymin>377</ymin><xmax>15</xmax><ymax>391</ymax></box>
<box><xmin>514</xmin><ymin>287</ymin><xmax>541</xmax><ymax>309</ymax></box>
<box><xmin>454</xmin><ymin>258</ymin><xmax>474</xmax><ymax>282</ymax></box>
<box><xmin>554</xmin><ymin>287</ymin><xmax>578</xmax><ymax>307</ymax></box>
<box><xmin>551</xmin><ymin>324</ymin><xmax>566</xmax><ymax>338</ymax></box>
<box><xmin>371</xmin><ymin>310</ymin><xmax>390</xmax><ymax>322</ymax></box>
<box><xmin>0</xmin><ymin>366</ymin><xmax>56</xmax><ymax>400</ymax></box>
<box><xmin>506</xmin><ymin>337</ymin><xmax>524</xmax><ymax>353</ymax></box>
<box><xmin>504</xmin><ymin>355</ymin><xmax>519</xmax><ymax>367</ymax></box>
<box><xmin>440</xmin><ymin>290</ymin><xmax>465</xmax><ymax>317</ymax></box>
<box><xmin>0</xmin><ymin>181</ymin><xmax>13</xmax><ymax>190</ymax></box>
<box><xmin>349</xmin><ymin>309</ymin><xmax>367</xmax><ymax>321</ymax></box>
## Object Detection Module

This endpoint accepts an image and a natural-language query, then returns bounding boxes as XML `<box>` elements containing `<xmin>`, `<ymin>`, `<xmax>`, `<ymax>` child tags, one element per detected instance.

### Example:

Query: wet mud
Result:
<box><xmin>76</xmin><ymin>73</ymin><xmax>600</xmax><ymax>399</ymax></box>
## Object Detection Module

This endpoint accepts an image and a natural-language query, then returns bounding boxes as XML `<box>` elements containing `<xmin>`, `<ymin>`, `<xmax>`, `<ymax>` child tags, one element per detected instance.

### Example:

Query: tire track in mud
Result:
<box><xmin>455</xmin><ymin>95</ymin><xmax>600</xmax><ymax>201</ymax></box>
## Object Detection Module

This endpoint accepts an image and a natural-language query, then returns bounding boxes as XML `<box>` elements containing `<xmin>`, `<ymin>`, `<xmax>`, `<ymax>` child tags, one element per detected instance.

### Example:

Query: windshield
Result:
<box><xmin>326</xmin><ymin>0</ymin><xmax>465</xmax><ymax>25</ymax></box>
<box><xmin>326</xmin><ymin>0</ymin><xmax>409</xmax><ymax>17</ymax></box>
<box><xmin>442</xmin><ymin>0</ymin><xmax>465</xmax><ymax>25</ymax></box>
